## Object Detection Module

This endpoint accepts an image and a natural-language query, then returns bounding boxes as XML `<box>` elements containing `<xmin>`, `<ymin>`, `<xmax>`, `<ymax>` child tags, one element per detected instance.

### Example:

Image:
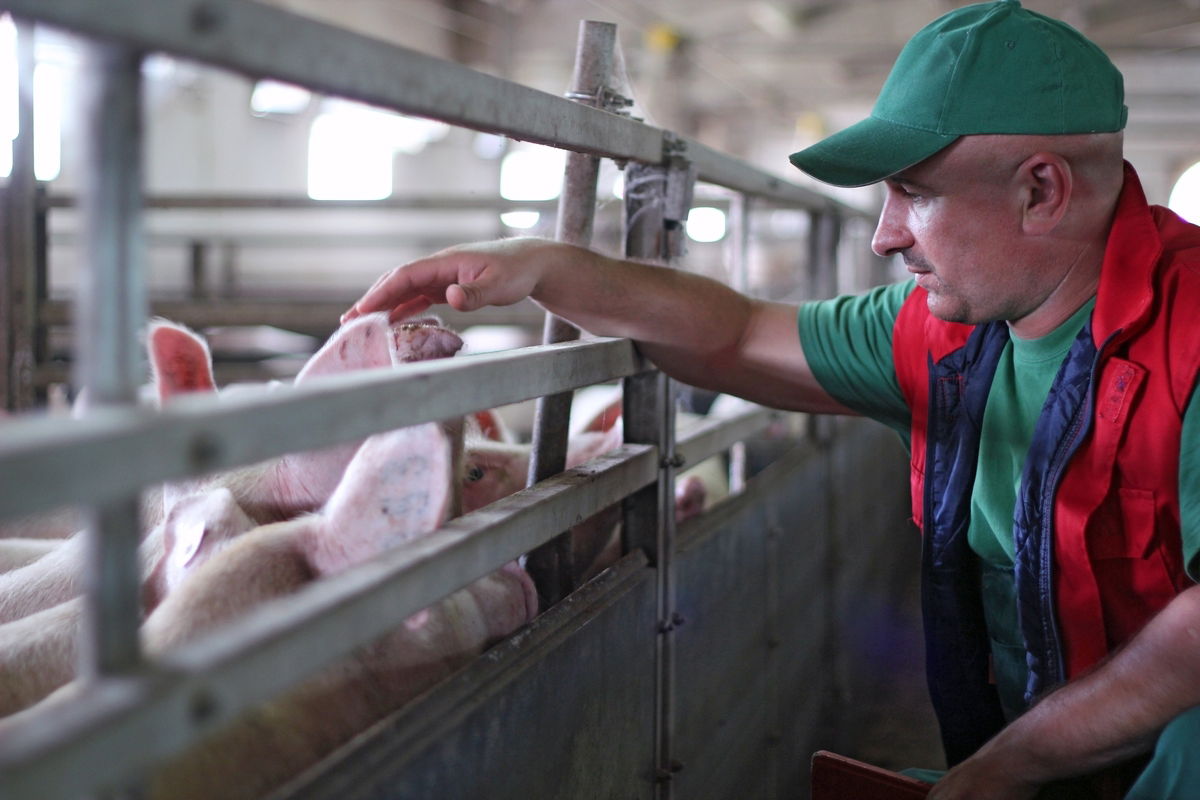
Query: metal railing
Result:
<box><xmin>0</xmin><ymin>2</ymin><xmax>867</xmax><ymax>797</ymax></box>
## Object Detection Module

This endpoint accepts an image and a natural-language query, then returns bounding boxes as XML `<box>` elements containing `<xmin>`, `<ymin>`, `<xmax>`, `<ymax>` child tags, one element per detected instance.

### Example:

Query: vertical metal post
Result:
<box><xmin>806</xmin><ymin>210</ymin><xmax>841</xmax><ymax>300</ymax></box>
<box><xmin>524</xmin><ymin>20</ymin><xmax>615</xmax><ymax>607</ymax></box>
<box><xmin>76</xmin><ymin>42</ymin><xmax>147</xmax><ymax>678</ymax></box>
<box><xmin>188</xmin><ymin>240</ymin><xmax>209</xmax><ymax>300</ymax></box>
<box><xmin>622</xmin><ymin>147</ymin><xmax>696</xmax><ymax>800</ymax></box>
<box><xmin>726</xmin><ymin>193</ymin><xmax>751</xmax><ymax>494</ymax></box>
<box><xmin>220</xmin><ymin>240</ymin><xmax>238</xmax><ymax>298</ymax></box>
<box><xmin>3</xmin><ymin>18</ymin><xmax>38</xmax><ymax>411</ymax></box>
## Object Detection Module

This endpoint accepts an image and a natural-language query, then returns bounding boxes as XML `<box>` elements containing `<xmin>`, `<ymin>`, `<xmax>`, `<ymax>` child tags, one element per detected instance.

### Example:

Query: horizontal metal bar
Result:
<box><xmin>0</xmin><ymin>338</ymin><xmax>646</xmax><ymax>522</ymax></box>
<box><xmin>13</xmin><ymin>0</ymin><xmax>866</xmax><ymax>212</ymax></box>
<box><xmin>48</xmin><ymin>231</ymin><xmax>547</xmax><ymax>250</ymax></box>
<box><xmin>39</xmin><ymin>299</ymin><xmax>547</xmax><ymax>334</ymax></box>
<box><xmin>44</xmin><ymin>193</ymin><xmax>728</xmax><ymax>212</ymax></box>
<box><xmin>682</xmin><ymin>138</ymin><xmax>871</xmax><ymax>219</ymax></box>
<box><xmin>10</xmin><ymin>0</ymin><xmax>663</xmax><ymax>164</ymax></box>
<box><xmin>45</xmin><ymin>194</ymin><xmax>562</xmax><ymax>212</ymax></box>
<box><xmin>0</xmin><ymin>443</ymin><xmax>659</xmax><ymax>800</ymax></box>
<box><xmin>675</xmin><ymin>406</ymin><xmax>782</xmax><ymax>469</ymax></box>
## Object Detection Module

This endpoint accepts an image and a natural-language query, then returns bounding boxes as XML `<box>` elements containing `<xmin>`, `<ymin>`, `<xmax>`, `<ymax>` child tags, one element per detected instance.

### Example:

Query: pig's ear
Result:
<box><xmin>565</xmin><ymin>422</ymin><xmax>624</xmax><ymax>469</ymax></box>
<box><xmin>306</xmin><ymin>422</ymin><xmax>454</xmax><ymax>576</ymax></box>
<box><xmin>294</xmin><ymin>313</ymin><xmax>393</xmax><ymax>385</ymax></box>
<box><xmin>471</xmin><ymin>409</ymin><xmax>513</xmax><ymax>443</ymax></box>
<box><xmin>148</xmin><ymin>319</ymin><xmax>216</xmax><ymax>406</ymax></box>
<box><xmin>581</xmin><ymin>392</ymin><xmax>624</xmax><ymax>433</ymax></box>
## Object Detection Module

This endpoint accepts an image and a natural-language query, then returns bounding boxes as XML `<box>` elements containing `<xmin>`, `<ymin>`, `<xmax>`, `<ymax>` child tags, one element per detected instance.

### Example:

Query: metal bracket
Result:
<box><xmin>663</xmin><ymin>131</ymin><xmax>688</xmax><ymax>157</ymax></box>
<box><xmin>565</xmin><ymin>86</ymin><xmax>635</xmax><ymax>116</ymax></box>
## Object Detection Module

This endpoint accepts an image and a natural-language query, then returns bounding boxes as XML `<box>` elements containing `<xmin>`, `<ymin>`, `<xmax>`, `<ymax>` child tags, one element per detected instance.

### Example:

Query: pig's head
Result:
<box><xmin>143</xmin><ymin>487</ymin><xmax>257</xmax><ymax>610</ymax></box>
<box><xmin>461</xmin><ymin>442</ymin><xmax>531</xmax><ymax>513</ymax></box>
<box><xmin>294</xmin><ymin>313</ymin><xmax>463</xmax><ymax>384</ymax></box>
<box><xmin>673</xmin><ymin>474</ymin><xmax>708</xmax><ymax>523</ymax></box>
<box><xmin>278</xmin><ymin>314</ymin><xmax>465</xmax><ymax>516</ymax></box>
<box><xmin>305</xmin><ymin>422</ymin><xmax>455</xmax><ymax>576</ymax></box>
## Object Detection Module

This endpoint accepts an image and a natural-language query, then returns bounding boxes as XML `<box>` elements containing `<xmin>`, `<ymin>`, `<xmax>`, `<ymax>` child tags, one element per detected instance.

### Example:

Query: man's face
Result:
<box><xmin>870</xmin><ymin>138</ymin><xmax>1049</xmax><ymax>326</ymax></box>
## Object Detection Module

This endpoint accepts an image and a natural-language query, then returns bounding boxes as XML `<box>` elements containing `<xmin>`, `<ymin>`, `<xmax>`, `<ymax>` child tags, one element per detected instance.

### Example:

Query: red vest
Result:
<box><xmin>895</xmin><ymin>164</ymin><xmax>1200</xmax><ymax>689</ymax></box>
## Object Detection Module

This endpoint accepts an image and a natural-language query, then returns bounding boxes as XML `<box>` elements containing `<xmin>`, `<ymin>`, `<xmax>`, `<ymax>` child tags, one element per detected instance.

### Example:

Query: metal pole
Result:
<box><xmin>621</xmin><ymin>151</ymin><xmax>695</xmax><ymax>800</ymax></box>
<box><xmin>807</xmin><ymin>210</ymin><xmax>841</xmax><ymax>301</ymax></box>
<box><xmin>76</xmin><ymin>41</ymin><xmax>147</xmax><ymax>678</ymax></box>
<box><xmin>188</xmin><ymin>240</ymin><xmax>209</xmax><ymax>300</ymax></box>
<box><xmin>524</xmin><ymin>20</ymin><xmax>616</xmax><ymax>607</ymax></box>
<box><xmin>4</xmin><ymin>18</ymin><xmax>37</xmax><ymax>411</ymax></box>
<box><xmin>726</xmin><ymin>193</ymin><xmax>751</xmax><ymax>494</ymax></box>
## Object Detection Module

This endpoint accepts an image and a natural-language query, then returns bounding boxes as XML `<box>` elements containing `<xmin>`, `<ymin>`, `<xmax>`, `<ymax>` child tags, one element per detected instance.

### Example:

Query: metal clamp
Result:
<box><xmin>663</xmin><ymin>131</ymin><xmax>688</xmax><ymax>157</ymax></box>
<box><xmin>565</xmin><ymin>86</ymin><xmax>635</xmax><ymax>116</ymax></box>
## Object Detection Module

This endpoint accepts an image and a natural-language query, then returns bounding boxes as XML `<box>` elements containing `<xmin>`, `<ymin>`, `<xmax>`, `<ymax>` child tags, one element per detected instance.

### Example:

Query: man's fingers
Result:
<box><xmin>446</xmin><ymin>282</ymin><xmax>478</xmax><ymax>311</ymax></box>
<box><xmin>385</xmin><ymin>298</ymin><xmax>434</xmax><ymax>324</ymax></box>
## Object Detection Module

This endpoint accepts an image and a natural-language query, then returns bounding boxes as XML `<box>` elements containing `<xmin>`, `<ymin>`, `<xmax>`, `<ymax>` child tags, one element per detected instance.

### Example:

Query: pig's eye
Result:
<box><xmin>466</xmin><ymin>465</ymin><xmax>485</xmax><ymax>482</ymax></box>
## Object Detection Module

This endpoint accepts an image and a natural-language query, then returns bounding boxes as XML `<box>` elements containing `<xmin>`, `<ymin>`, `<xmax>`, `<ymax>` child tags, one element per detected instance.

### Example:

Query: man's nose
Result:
<box><xmin>871</xmin><ymin>197</ymin><xmax>914</xmax><ymax>257</ymax></box>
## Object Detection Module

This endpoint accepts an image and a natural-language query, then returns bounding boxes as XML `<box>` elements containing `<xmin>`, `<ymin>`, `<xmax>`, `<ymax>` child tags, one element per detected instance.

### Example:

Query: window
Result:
<box><xmin>307</xmin><ymin>99</ymin><xmax>448</xmax><ymax>201</ymax></box>
<box><xmin>0</xmin><ymin>14</ymin><xmax>65</xmax><ymax>181</ymax></box>
<box><xmin>1168</xmin><ymin>160</ymin><xmax>1200</xmax><ymax>225</ymax></box>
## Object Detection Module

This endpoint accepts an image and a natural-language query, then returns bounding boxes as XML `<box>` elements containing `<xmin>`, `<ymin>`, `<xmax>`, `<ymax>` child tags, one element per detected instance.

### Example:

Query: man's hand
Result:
<box><xmin>929</xmin><ymin>584</ymin><xmax>1200</xmax><ymax>799</ymax></box>
<box><xmin>344</xmin><ymin>237</ymin><xmax>560</xmax><ymax>324</ymax></box>
<box><xmin>927</xmin><ymin>745</ymin><xmax>1040</xmax><ymax>800</ymax></box>
<box><xmin>344</xmin><ymin>236</ymin><xmax>846</xmax><ymax>413</ymax></box>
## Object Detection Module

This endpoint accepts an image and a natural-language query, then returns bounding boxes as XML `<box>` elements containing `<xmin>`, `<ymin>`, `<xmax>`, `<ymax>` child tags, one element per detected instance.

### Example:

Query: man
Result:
<box><xmin>344</xmin><ymin>1</ymin><xmax>1200</xmax><ymax>797</ymax></box>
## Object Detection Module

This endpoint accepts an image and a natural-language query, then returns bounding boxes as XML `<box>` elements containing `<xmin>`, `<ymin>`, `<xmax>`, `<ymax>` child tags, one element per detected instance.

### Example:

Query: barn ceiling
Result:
<box><xmin>267</xmin><ymin>0</ymin><xmax>1200</xmax><ymax>184</ymax></box>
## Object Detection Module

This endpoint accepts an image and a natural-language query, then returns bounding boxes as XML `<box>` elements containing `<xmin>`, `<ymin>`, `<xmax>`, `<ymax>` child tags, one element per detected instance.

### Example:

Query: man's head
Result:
<box><xmin>788</xmin><ymin>0</ymin><xmax>1127</xmax><ymax>187</ymax></box>
<box><xmin>790</xmin><ymin>0</ymin><xmax>1129</xmax><ymax>335</ymax></box>
<box><xmin>871</xmin><ymin>131</ymin><xmax>1123</xmax><ymax>333</ymax></box>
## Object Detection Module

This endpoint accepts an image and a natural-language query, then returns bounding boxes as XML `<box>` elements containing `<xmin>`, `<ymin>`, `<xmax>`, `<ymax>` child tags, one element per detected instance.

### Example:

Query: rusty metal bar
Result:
<box><xmin>525</xmin><ymin>20</ymin><xmax>617</xmax><ymax>607</ymax></box>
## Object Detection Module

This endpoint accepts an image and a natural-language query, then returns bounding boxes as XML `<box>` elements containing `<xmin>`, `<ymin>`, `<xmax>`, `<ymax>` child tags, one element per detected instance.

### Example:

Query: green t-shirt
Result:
<box><xmin>797</xmin><ymin>280</ymin><xmax>1200</xmax><ymax>577</ymax></box>
<box><xmin>799</xmin><ymin>282</ymin><xmax>1200</xmax><ymax>715</ymax></box>
<box><xmin>968</xmin><ymin>297</ymin><xmax>1096</xmax><ymax>567</ymax></box>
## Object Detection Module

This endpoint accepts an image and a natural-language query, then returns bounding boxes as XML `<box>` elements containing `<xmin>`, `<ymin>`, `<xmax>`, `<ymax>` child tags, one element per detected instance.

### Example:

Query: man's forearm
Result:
<box><xmin>529</xmin><ymin>243</ymin><xmax>849</xmax><ymax>412</ymax></box>
<box><xmin>346</xmin><ymin>237</ymin><xmax>849</xmax><ymax>413</ymax></box>
<box><xmin>528</xmin><ymin>243</ymin><xmax>751</xmax><ymax>353</ymax></box>
<box><xmin>932</xmin><ymin>584</ymin><xmax>1200</xmax><ymax>798</ymax></box>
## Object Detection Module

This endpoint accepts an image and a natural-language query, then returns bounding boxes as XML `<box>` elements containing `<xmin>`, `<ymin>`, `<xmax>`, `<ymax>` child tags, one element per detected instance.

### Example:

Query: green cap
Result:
<box><xmin>788</xmin><ymin>0</ymin><xmax>1127</xmax><ymax>187</ymax></box>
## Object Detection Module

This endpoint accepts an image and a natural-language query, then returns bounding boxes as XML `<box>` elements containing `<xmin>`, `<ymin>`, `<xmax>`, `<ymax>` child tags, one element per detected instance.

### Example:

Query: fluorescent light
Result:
<box><xmin>500</xmin><ymin>210</ymin><xmax>540</xmax><ymax>229</ymax></box>
<box><xmin>250</xmin><ymin>79</ymin><xmax>311</xmax><ymax>116</ymax></box>
<box><xmin>307</xmin><ymin>110</ymin><xmax>393</xmax><ymax>200</ymax></box>
<box><xmin>33</xmin><ymin>62</ymin><xmax>62</xmax><ymax>180</ymax></box>
<box><xmin>500</xmin><ymin>146</ymin><xmax>566</xmax><ymax>201</ymax></box>
<box><xmin>306</xmin><ymin>101</ymin><xmax>450</xmax><ymax>200</ymax></box>
<box><xmin>0</xmin><ymin>15</ymin><xmax>16</xmax><ymax>143</ymax></box>
<box><xmin>1168</xmin><ymin>161</ymin><xmax>1200</xmax><ymax>225</ymax></box>
<box><xmin>686</xmin><ymin>206</ymin><xmax>727</xmax><ymax>243</ymax></box>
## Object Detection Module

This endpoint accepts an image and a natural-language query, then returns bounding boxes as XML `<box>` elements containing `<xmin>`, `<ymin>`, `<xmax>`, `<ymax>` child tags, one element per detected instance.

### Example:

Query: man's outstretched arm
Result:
<box><xmin>345</xmin><ymin>237</ymin><xmax>853</xmax><ymax>414</ymax></box>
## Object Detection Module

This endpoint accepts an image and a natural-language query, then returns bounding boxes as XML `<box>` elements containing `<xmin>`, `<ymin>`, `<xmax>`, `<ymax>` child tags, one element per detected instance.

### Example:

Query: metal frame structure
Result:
<box><xmin>0</xmin><ymin>2</ymin><xmax>879</xmax><ymax>798</ymax></box>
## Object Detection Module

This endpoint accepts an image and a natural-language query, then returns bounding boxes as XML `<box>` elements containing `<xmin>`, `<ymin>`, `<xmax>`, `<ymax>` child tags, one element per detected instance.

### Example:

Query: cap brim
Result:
<box><xmin>788</xmin><ymin>116</ymin><xmax>960</xmax><ymax>188</ymax></box>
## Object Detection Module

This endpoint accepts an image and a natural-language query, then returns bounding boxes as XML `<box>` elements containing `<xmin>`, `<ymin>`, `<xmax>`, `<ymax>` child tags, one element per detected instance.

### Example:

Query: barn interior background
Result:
<box><xmin>0</xmin><ymin>1</ymin><xmax>1198</xmax><ymax>798</ymax></box>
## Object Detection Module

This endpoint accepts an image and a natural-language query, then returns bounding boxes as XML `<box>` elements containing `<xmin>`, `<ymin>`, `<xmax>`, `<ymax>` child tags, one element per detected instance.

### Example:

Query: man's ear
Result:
<box><xmin>1018</xmin><ymin>153</ymin><xmax>1072</xmax><ymax>235</ymax></box>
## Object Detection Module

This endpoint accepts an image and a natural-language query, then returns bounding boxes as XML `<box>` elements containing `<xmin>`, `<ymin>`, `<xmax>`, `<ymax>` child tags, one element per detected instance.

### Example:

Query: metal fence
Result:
<box><xmin>0</xmin><ymin>2</ymin><xmax>876</xmax><ymax>797</ymax></box>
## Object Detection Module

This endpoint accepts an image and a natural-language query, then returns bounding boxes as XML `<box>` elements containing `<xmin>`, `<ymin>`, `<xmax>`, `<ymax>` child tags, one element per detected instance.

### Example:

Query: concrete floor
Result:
<box><xmin>832</xmin><ymin>529</ymin><xmax>947</xmax><ymax>776</ymax></box>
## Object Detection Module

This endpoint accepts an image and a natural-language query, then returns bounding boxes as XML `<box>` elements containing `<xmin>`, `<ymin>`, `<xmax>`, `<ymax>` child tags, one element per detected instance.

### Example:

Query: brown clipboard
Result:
<box><xmin>811</xmin><ymin>750</ymin><xmax>934</xmax><ymax>799</ymax></box>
